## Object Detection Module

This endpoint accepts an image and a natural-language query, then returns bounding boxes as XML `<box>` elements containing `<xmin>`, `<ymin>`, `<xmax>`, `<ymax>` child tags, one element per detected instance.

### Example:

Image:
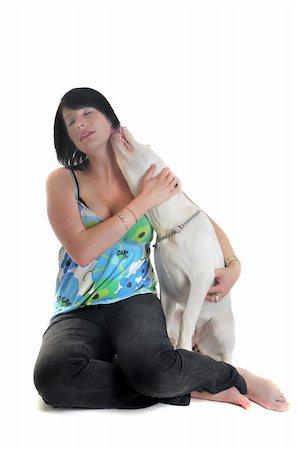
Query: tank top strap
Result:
<box><xmin>69</xmin><ymin>169</ymin><xmax>79</xmax><ymax>200</ymax></box>
<box><xmin>69</xmin><ymin>169</ymin><xmax>90</xmax><ymax>209</ymax></box>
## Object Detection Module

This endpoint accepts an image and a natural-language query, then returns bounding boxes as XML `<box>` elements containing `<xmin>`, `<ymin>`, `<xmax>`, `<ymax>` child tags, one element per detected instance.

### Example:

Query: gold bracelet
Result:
<box><xmin>116</xmin><ymin>212</ymin><xmax>129</xmax><ymax>232</ymax></box>
<box><xmin>224</xmin><ymin>255</ymin><xmax>240</xmax><ymax>267</ymax></box>
<box><xmin>124</xmin><ymin>206</ymin><xmax>138</xmax><ymax>223</ymax></box>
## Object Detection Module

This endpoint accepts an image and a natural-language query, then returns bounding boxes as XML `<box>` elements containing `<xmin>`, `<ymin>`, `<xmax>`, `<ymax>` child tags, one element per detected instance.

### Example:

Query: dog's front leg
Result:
<box><xmin>160</xmin><ymin>288</ymin><xmax>178</xmax><ymax>348</ymax></box>
<box><xmin>177</xmin><ymin>273</ymin><xmax>212</xmax><ymax>351</ymax></box>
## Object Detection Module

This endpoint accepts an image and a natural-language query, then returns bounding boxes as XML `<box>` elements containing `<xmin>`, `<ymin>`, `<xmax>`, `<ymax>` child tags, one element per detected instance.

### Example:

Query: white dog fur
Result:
<box><xmin>110</xmin><ymin>128</ymin><xmax>235</xmax><ymax>363</ymax></box>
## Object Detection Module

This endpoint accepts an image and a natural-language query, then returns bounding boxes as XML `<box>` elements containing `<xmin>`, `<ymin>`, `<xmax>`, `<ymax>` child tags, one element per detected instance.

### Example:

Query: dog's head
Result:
<box><xmin>110</xmin><ymin>127</ymin><xmax>166</xmax><ymax>197</ymax></box>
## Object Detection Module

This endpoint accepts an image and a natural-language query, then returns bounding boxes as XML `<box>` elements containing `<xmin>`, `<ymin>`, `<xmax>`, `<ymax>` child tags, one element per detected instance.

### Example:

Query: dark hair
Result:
<box><xmin>54</xmin><ymin>87</ymin><xmax>121</xmax><ymax>171</ymax></box>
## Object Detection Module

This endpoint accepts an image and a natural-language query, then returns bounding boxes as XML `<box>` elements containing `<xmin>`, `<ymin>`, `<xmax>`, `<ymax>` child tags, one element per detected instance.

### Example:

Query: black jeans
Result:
<box><xmin>33</xmin><ymin>293</ymin><xmax>247</xmax><ymax>409</ymax></box>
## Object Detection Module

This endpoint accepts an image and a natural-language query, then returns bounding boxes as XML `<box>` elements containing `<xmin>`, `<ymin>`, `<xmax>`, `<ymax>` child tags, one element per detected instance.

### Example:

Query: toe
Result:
<box><xmin>240</xmin><ymin>395</ymin><xmax>251</xmax><ymax>410</ymax></box>
<box><xmin>274</xmin><ymin>400</ymin><xmax>290</xmax><ymax>412</ymax></box>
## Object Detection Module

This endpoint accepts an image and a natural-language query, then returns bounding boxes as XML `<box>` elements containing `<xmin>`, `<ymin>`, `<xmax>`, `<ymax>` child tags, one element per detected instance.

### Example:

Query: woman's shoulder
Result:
<box><xmin>45</xmin><ymin>167</ymin><xmax>76</xmax><ymax>197</ymax></box>
<box><xmin>46</xmin><ymin>167</ymin><xmax>72</xmax><ymax>185</ymax></box>
<box><xmin>47</xmin><ymin>166</ymin><xmax>70</xmax><ymax>177</ymax></box>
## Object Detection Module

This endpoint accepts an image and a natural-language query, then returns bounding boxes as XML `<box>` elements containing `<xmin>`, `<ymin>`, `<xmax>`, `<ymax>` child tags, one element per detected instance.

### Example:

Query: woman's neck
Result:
<box><xmin>83</xmin><ymin>142</ymin><xmax>121</xmax><ymax>183</ymax></box>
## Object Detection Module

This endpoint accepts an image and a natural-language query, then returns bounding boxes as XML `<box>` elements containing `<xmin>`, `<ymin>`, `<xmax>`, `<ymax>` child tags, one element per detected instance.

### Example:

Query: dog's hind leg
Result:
<box><xmin>197</xmin><ymin>299</ymin><xmax>235</xmax><ymax>363</ymax></box>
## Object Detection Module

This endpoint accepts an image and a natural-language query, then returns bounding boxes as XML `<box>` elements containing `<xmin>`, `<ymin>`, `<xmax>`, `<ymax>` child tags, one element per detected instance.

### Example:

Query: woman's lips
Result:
<box><xmin>80</xmin><ymin>131</ymin><xmax>95</xmax><ymax>141</ymax></box>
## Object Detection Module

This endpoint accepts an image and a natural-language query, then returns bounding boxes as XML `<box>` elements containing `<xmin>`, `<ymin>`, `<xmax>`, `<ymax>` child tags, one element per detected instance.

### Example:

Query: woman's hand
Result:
<box><xmin>206</xmin><ymin>261</ymin><xmax>241</xmax><ymax>302</ymax></box>
<box><xmin>138</xmin><ymin>164</ymin><xmax>181</xmax><ymax>209</ymax></box>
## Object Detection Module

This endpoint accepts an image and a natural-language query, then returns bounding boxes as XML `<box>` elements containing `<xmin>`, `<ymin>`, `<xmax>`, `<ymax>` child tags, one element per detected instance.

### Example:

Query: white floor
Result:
<box><xmin>11</xmin><ymin>384</ymin><xmax>299</xmax><ymax>450</ymax></box>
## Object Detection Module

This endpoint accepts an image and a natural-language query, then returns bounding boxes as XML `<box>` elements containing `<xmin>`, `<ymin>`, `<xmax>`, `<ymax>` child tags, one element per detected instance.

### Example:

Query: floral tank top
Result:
<box><xmin>52</xmin><ymin>169</ymin><xmax>158</xmax><ymax>319</ymax></box>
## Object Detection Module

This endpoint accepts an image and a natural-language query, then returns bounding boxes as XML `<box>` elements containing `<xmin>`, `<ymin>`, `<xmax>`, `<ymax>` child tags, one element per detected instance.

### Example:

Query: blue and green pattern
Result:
<box><xmin>52</xmin><ymin>171</ymin><xmax>158</xmax><ymax>318</ymax></box>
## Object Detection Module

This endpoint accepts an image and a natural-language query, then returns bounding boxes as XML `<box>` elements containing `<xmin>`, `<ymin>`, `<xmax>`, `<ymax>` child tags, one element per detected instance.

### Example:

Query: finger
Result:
<box><xmin>158</xmin><ymin>167</ymin><xmax>171</xmax><ymax>178</ymax></box>
<box><xmin>206</xmin><ymin>294</ymin><xmax>221</xmax><ymax>303</ymax></box>
<box><xmin>167</xmin><ymin>173</ymin><xmax>177</xmax><ymax>183</ymax></box>
<box><xmin>166</xmin><ymin>172</ymin><xmax>179</xmax><ymax>186</ymax></box>
<box><xmin>207</xmin><ymin>293</ymin><xmax>220</xmax><ymax>303</ymax></box>
<box><xmin>175</xmin><ymin>178</ymin><xmax>182</xmax><ymax>190</ymax></box>
<box><xmin>148</xmin><ymin>164</ymin><xmax>157</xmax><ymax>175</ymax></box>
<box><xmin>165</xmin><ymin>170</ymin><xmax>174</xmax><ymax>180</ymax></box>
<box><xmin>214</xmin><ymin>294</ymin><xmax>221</xmax><ymax>303</ymax></box>
<box><xmin>164</xmin><ymin>172</ymin><xmax>179</xmax><ymax>189</ymax></box>
<box><xmin>207</xmin><ymin>285</ymin><xmax>220</xmax><ymax>295</ymax></box>
<box><xmin>143</xmin><ymin>164</ymin><xmax>156</xmax><ymax>180</ymax></box>
<box><xmin>207</xmin><ymin>290</ymin><xmax>225</xmax><ymax>300</ymax></box>
<box><xmin>171</xmin><ymin>177</ymin><xmax>180</xmax><ymax>189</ymax></box>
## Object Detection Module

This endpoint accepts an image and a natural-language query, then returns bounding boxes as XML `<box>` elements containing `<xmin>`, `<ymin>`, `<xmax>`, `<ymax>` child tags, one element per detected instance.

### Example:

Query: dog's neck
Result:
<box><xmin>146</xmin><ymin>192</ymin><xmax>199</xmax><ymax>236</ymax></box>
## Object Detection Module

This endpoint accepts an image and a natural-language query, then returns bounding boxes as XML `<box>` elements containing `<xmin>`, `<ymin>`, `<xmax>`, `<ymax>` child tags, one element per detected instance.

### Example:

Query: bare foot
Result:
<box><xmin>237</xmin><ymin>367</ymin><xmax>290</xmax><ymax>412</ymax></box>
<box><xmin>191</xmin><ymin>386</ymin><xmax>251</xmax><ymax>410</ymax></box>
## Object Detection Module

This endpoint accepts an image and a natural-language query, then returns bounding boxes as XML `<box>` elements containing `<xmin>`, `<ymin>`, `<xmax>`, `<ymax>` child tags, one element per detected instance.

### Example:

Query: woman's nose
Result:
<box><xmin>76</xmin><ymin>120</ymin><xmax>87</xmax><ymax>128</ymax></box>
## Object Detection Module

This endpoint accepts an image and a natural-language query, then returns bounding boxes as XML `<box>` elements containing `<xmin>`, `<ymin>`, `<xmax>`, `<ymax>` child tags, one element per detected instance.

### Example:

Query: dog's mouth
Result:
<box><xmin>122</xmin><ymin>136</ymin><xmax>134</xmax><ymax>153</ymax></box>
<box><xmin>110</xmin><ymin>126</ymin><xmax>122</xmax><ymax>136</ymax></box>
<box><xmin>111</xmin><ymin>131</ymin><xmax>134</xmax><ymax>153</ymax></box>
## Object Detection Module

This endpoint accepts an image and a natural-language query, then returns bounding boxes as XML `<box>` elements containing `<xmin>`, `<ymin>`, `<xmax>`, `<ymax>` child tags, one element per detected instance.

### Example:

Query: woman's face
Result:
<box><xmin>62</xmin><ymin>106</ymin><xmax>117</xmax><ymax>154</ymax></box>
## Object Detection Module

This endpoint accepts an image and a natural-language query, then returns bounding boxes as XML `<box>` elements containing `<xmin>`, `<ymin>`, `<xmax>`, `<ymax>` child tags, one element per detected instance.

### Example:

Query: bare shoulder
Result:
<box><xmin>45</xmin><ymin>166</ymin><xmax>77</xmax><ymax>216</ymax></box>
<box><xmin>46</xmin><ymin>166</ymin><xmax>73</xmax><ymax>190</ymax></box>
<box><xmin>45</xmin><ymin>166</ymin><xmax>77</xmax><ymax>199</ymax></box>
<box><xmin>45</xmin><ymin>166</ymin><xmax>85</xmax><ymax>264</ymax></box>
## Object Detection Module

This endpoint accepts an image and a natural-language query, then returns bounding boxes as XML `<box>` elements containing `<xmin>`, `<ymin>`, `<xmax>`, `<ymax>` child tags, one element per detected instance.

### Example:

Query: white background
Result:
<box><xmin>1</xmin><ymin>0</ymin><xmax>299</xmax><ymax>449</ymax></box>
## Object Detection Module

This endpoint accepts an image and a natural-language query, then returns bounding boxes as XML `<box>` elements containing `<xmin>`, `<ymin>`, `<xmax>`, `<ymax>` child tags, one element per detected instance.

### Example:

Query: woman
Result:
<box><xmin>33</xmin><ymin>87</ymin><xmax>289</xmax><ymax>411</ymax></box>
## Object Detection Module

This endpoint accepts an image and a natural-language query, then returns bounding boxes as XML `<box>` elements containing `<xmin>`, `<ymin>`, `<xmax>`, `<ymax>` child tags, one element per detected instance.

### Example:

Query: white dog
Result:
<box><xmin>110</xmin><ymin>128</ymin><xmax>235</xmax><ymax>363</ymax></box>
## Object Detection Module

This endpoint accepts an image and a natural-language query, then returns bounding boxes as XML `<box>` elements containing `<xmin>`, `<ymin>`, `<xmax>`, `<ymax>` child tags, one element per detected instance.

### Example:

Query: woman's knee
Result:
<box><xmin>122</xmin><ymin>349</ymin><xmax>179</xmax><ymax>398</ymax></box>
<box><xmin>33</xmin><ymin>344</ymin><xmax>87</xmax><ymax>405</ymax></box>
<box><xmin>33</xmin><ymin>351</ymin><xmax>54</xmax><ymax>404</ymax></box>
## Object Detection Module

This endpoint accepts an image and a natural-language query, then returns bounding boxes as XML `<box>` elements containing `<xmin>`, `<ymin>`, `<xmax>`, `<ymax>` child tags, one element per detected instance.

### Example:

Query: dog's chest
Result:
<box><xmin>154</xmin><ymin>242</ymin><xmax>189</xmax><ymax>300</ymax></box>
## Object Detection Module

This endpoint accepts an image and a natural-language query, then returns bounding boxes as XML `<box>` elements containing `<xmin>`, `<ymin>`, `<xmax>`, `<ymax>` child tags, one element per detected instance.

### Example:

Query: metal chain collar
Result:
<box><xmin>153</xmin><ymin>209</ymin><xmax>201</xmax><ymax>248</ymax></box>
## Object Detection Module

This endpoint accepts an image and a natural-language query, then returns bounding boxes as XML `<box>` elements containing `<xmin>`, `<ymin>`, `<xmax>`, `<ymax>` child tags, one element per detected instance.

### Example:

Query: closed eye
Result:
<box><xmin>67</xmin><ymin>111</ymin><xmax>92</xmax><ymax>126</ymax></box>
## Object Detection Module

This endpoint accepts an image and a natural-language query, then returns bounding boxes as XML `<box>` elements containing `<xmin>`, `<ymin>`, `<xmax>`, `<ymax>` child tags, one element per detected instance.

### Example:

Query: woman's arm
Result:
<box><xmin>183</xmin><ymin>192</ymin><xmax>241</xmax><ymax>301</ymax></box>
<box><xmin>204</xmin><ymin>215</ymin><xmax>241</xmax><ymax>301</ymax></box>
<box><xmin>47</xmin><ymin>165</ymin><xmax>179</xmax><ymax>267</ymax></box>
